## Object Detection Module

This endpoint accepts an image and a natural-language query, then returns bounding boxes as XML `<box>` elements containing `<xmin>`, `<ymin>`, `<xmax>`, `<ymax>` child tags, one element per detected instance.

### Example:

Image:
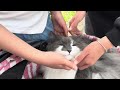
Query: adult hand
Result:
<box><xmin>73</xmin><ymin>36</ymin><xmax>113</xmax><ymax>70</ymax></box>
<box><xmin>42</xmin><ymin>51</ymin><xmax>77</xmax><ymax>70</ymax></box>
<box><xmin>69</xmin><ymin>11</ymin><xmax>86</xmax><ymax>36</ymax></box>
<box><xmin>51</xmin><ymin>11</ymin><xmax>68</xmax><ymax>36</ymax></box>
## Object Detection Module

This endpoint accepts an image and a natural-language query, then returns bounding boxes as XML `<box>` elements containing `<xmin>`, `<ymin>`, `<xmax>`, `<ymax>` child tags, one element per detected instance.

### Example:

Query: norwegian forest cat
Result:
<box><xmin>39</xmin><ymin>32</ymin><xmax>120</xmax><ymax>79</ymax></box>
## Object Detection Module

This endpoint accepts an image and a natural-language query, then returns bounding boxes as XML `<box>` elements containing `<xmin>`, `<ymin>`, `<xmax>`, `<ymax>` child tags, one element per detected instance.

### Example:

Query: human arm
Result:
<box><xmin>50</xmin><ymin>11</ymin><xmax>68</xmax><ymax>36</ymax></box>
<box><xmin>74</xmin><ymin>36</ymin><xmax>113</xmax><ymax>70</ymax></box>
<box><xmin>106</xmin><ymin>17</ymin><xmax>120</xmax><ymax>47</ymax></box>
<box><xmin>73</xmin><ymin>16</ymin><xmax>120</xmax><ymax>70</ymax></box>
<box><xmin>69</xmin><ymin>11</ymin><xmax>86</xmax><ymax>36</ymax></box>
<box><xmin>0</xmin><ymin>25</ymin><xmax>77</xmax><ymax>70</ymax></box>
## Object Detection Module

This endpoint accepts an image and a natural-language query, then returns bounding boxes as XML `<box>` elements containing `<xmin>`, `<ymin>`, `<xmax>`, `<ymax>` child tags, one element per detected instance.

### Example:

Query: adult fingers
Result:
<box><xmin>79</xmin><ymin>64</ymin><xmax>90</xmax><ymax>70</ymax></box>
<box><xmin>69</xmin><ymin>19</ymin><xmax>79</xmax><ymax>31</ymax></box>
<box><xmin>62</xmin><ymin>25</ymin><xmax>68</xmax><ymax>36</ymax></box>
<box><xmin>63</xmin><ymin>59</ymin><xmax>78</xmax><ymax>70</ymax></box>
<box><xmin>69</xmin><ymin>31</ymin><xmax>77</xmax><ymax>36</ymax></box>
<box><xmin>78</xmin><ymin>56</ymin><xmax>94</xmax><ymax>69</ymax></box>
<box><xmin>73</xmin><ymin>51</ymin><xmax>88</xmax><ymax>65</ymax></box>
<box><xmin>69</xmin><ymin>17</ymin><xmax>75</xmax><ymax>27</ymax></box>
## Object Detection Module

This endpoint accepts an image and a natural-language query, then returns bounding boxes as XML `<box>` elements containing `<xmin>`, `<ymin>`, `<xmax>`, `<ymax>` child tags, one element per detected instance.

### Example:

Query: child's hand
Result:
<box><xmin>42</xmin><ymin>51</ymin><xmax>77</xmax><ymax>70</ymax></box>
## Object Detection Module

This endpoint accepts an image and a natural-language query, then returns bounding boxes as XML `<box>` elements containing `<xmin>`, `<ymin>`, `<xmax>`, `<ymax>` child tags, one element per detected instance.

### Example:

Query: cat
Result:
<box><xmin>39</xmin><ymin>32</ymin><xmax>120</xmax><ymax>79</ymax></box>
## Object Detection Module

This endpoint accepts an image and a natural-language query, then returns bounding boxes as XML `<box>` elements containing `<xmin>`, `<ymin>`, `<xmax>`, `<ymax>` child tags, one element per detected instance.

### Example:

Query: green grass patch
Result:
<box><xmin>62</xmin><ymin>11</ymin><xmax>76</xmax><ymax>23</ymax></box>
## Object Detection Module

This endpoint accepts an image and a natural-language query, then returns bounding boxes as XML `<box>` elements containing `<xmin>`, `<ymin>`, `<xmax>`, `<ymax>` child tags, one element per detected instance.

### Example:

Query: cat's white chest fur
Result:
<box><xmin>42</xmin><ymin>66</ymin><xmax>77</xmax><ymax>79</ymax></box>
<box><xmin>41</xmin><ymin>40</ymin><xmax>81</xmax><ymax>79</ymax></box>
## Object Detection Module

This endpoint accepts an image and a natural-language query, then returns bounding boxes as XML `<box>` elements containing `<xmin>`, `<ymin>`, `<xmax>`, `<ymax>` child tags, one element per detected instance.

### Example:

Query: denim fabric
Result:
<box><xmin>15</xmin><ymin>14</ymin><xmax>53</xmax><ymax>42</ymax></box>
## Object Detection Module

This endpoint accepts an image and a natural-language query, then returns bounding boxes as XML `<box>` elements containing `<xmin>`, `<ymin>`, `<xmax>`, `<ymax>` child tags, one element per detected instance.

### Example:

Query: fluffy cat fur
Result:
<box><xmin>39</xmin><ymin>32</ymin><xmax>120</xmax><ymax>79</ymax></box>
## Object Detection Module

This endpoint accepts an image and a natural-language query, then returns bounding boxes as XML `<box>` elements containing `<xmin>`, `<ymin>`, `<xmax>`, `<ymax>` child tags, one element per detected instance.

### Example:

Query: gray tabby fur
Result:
<box><xmin>44</xmin><ymin>32</ymin><xmax>120</xmax><ymax>79</ymax></box>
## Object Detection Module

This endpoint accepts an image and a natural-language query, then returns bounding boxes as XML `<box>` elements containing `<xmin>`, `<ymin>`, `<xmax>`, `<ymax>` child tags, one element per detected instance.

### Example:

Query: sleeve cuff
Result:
<box><xmin>106</xmin><ymin>27</ymin><xmax>120</xmax><ymax>47</ymax></box>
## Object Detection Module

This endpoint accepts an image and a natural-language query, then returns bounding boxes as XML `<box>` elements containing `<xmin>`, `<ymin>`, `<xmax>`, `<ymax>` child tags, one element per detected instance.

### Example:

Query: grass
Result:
<box><xmin>61</xmin><ymin>11</ymin><xmax>76</xmax><ymax>23</ymax></box>
<box><xmin>62</xmin><ymin>11</ymin><xmax>85</xmax><ymax>33</ymax></box>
